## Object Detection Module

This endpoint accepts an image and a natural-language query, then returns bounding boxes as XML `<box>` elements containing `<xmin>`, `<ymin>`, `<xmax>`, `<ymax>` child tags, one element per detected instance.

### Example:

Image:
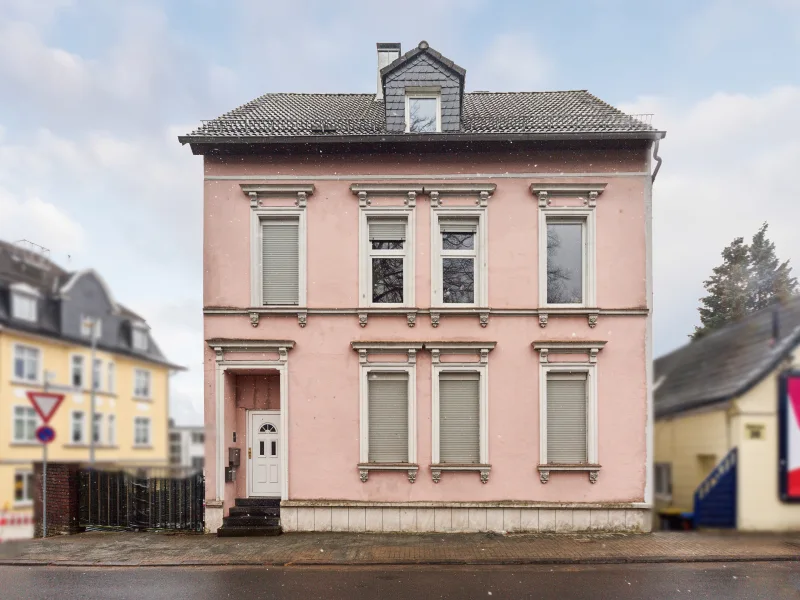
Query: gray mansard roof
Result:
<box><xmin>654</xmin><ymin>297</ymin><xmax>800</xmax><ymax>419</ymax></box>
<box><xmin>0</xmin><ymin>240</ymin><xmax>182</xmax><ymax>370</ymax></box>
<box><xmin>179</xmin><ymin>41</ymin><xmax>664</xmax><ymax>146</ymax></box>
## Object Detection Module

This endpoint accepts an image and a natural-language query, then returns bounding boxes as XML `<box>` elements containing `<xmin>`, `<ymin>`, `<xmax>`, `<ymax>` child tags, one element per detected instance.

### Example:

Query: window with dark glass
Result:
<box><xmin>407</xmin><ymin>96</ymin><xmax>439</xmax><ymax>133</ymax></box>
<box><xmin>440</xmin><ymin>220</ymin><xmax>477</xmax><ymax>304</ymax></box>
<box><xmin>368</xmin><ymin>219</ymin><xmax>406</xmax><ymax>304</ymax></box>
<box><xmin>546</xmin><ymin>220</ymin><xmax>584</xmax><ymax>304</ymax></box>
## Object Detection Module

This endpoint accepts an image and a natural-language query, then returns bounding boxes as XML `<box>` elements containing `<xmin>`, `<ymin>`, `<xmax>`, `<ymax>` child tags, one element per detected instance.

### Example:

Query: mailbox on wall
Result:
<box><xmin>228</xmin><ymin>447</ymin><xmax>241</xmax><ymax>467</ymax></box>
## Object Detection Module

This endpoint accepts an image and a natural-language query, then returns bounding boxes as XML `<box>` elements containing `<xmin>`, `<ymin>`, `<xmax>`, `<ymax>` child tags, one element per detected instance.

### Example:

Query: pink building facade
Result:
<box><xmin>181</xmin><ymin>42</ymin><xmax>665</xmax><ymax>534</ymax></box>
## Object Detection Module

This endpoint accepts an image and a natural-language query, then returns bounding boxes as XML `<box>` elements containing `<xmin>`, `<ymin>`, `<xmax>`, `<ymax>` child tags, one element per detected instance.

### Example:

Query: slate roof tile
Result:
<box><xmin>183</xmin><ymin>90</ymin><xmax>657</xmax><ymax>140</ymax></box>
<box><xmin>654</xmin><ymin>297</ymin><xmax>800</xmax><ymax>418</ymax></box>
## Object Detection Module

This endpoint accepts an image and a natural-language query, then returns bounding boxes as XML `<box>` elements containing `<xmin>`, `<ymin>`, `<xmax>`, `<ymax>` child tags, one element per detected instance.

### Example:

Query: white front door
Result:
<box><xmin>249</xmin><ymin>411</ymin><xmax>281</xmax><ymax>497</ymax></box>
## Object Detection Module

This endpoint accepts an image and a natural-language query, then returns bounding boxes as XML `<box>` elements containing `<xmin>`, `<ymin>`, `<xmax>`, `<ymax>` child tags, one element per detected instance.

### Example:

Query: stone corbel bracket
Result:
<box><xmin>240</xmin><ymin>183</ymin><xmax>315</xmax><ymax>209</ymax></box>
<box><xmin>424</xmin><ymin>183</ymin><xmax>496</xmax><ymax>208</ymax></box>
<box><xmin>532</xmin><ymin>340</ymin><xmax>607</xmax><ymax>364</ymax></box>
<box><xmin>530</xmin><ymin>183</ymin><xmax>606</xmax><ymax>208</ymax></box>
<box><xmin>538</xmin><ymin>464</ymin><xmax>601</xmax><ymax>484</ymax></box>
<box><xmin>357</xmin><ymin>463</ymin><xmax>419</xmax><ymax>483</ymax></box>
<box><xmin>429</xmin><ymin>464</ymin><xmax>491</xmax><ymax>484</ymax></box>
<box><xmin>350</xmin><ymin>183</ymin><xmax>425</xmax><ymax>208</ymax></box>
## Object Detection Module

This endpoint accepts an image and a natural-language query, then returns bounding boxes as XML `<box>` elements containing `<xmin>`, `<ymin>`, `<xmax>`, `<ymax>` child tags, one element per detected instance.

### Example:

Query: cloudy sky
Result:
<box><xmin>1</xmin><ymin>0</ymin><xmax>798</xmax><ymax>425</ymax></box>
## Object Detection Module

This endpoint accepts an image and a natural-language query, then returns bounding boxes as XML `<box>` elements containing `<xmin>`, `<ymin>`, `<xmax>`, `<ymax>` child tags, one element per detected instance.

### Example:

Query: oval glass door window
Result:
<box><xmin>260</xmin><ymin>423</ymin><xmax>277</xmax><ymax>433</ymax></box>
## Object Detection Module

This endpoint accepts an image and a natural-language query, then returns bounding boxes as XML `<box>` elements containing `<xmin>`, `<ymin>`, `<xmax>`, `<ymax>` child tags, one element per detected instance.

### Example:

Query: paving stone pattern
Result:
<box><xmin>1</xmin><ymin>532</ymin><xmax>799</xmax><ymax>567</ymax></box>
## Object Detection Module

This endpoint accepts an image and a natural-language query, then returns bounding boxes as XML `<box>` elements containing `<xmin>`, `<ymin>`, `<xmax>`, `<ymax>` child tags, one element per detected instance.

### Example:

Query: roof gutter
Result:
<box><xmin>179</xmin><ymin>130</ymin><xmax>667</xmax><ymax>149</ymax></box>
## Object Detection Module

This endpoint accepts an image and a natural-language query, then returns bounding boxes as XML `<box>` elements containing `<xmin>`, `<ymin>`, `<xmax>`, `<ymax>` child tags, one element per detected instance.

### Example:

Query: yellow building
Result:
<box><xmin>0</xmin><ymin>241</ymin><xmax>181</xmax><ymax>536</ymax></box>
<box><xmin>654</xmin><ymin>297</ymin><xmax>800</xmax><ymax>531</ymax></box>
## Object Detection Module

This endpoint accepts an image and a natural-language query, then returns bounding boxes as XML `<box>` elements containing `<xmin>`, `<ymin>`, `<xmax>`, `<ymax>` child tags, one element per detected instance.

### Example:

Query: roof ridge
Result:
<box><xmin>465</xmin><ymin>90</ymin><xmax>590</xmax><ymax>95</ymax></box>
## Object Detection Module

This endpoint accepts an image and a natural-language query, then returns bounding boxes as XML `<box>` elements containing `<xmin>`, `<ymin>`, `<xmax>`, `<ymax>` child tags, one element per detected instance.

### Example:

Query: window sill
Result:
<box><xmin>358</xmin><ymin>463</ymin><xmax>419</xmax><ymax>483</ymax></box>
<box><xmin>133</xmin><ymin>445</ymin><xmax>154</xmax><ymax>450</ymax></box>
<box><xmin>537</xmin><ymin>464</ymin><xmax>601</xmax><ymax>484</ymax></box>
<box><xmin>133</xmin><ymin>397</ymin><xmax>154</xmax><ymax>403</ymax></box>
<box><xmin>13</xmin><ymin>501</ymin><xmax>33</xmax><ymax>509</ymax></box>
<box><xmin>430</xmin><ymin>463</ymin><xmax>491</xmax><ymax>484</ymax></box>
<box><xmin>10</xmin><ymin>379</ymin><xmax>44</xmax><ymax>387</ymax></box>
<box><xmin>10</xmin><ymin>441</ymin><xmax>41</xmax><ymax>447</ymax></box>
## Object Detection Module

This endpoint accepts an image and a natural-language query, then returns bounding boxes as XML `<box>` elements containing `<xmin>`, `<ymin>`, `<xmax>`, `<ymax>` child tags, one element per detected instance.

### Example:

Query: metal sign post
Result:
<box><xmin>27</xmin><ymin>392</ymin><xmax>63</xmax><ymax>539</ymax></box>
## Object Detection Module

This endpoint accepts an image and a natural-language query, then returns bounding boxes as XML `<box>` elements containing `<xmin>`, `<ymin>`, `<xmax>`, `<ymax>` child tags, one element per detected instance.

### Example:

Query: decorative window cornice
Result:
<box><xmin>241</xmin><ymin>183</ymin><xmax>315</xmax><ymax>209</ymax></box>
<box><xmin>350</xmin><ymin>183</ymin><xmax>424</xmax><ymax>207</ymax></box>
<box><xmin>532</xmin><ymin>340</ymin><xmax>606</xmax><ymax>364</ymax></box>
<box><xmin>530</xmin><ymin>183</ymin><xmax>607</xmax><ymax>208</ymax></box>
<box><xmin>427</xmin><ymin>183</ymin><xmax>496</xmax><ymax>207</ymax></box>
<box><xmin>425</xmin><ymin>341</ymin><xmax>496</xmax><ymax>364</ymax></box>
<box><xmin>351</xmin><ymin>341</ymin><xmax>424</xmax><ymax>365</ymax></box>
<box><xmin>207</xmin><ymin>338</ymin><xmax>295</xmax><ymax>363</ymax></box>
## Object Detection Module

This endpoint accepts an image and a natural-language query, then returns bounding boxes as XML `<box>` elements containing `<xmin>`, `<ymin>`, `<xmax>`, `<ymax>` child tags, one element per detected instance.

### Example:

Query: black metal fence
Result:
<box><xmin>79</xmin><ymin>467</ymin><xmax>204</xmax><ymax>532</ymax></box>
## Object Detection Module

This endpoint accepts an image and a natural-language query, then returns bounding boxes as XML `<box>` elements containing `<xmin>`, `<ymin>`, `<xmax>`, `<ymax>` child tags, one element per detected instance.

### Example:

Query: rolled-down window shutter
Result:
<box><xmin>439</xmin><ymin>219</ymin><xmax>478</xmax><ymax>234</ymax></box>
<box><xmin>368</xmin><ymin>372</ymin><xmax>409</xmax><ymax>463</ymax></box>
<box><xmin>368</xmin><ymin>220</ymin><xmax>406</xmax><ymax>241</ymax></box>
<box><xmin>439</xmin><ymin>372</ymin><xmax>480</xmax><ymax>463</ymax></box>
<box><xmin>546</xmin><ymin>373</ymin><xmax>588</xmax><ymax>464</ymax></box>
<box><xmin>262</xmin><ymin>220</ymin><xmax>299</xmax><ymax>305</ymax></box>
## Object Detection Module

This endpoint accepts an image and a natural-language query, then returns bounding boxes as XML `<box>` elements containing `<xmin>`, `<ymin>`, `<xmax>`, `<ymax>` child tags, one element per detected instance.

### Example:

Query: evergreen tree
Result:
<box><xmin>748</xmin><ymin>222</ymin><xmax>798</xmax><ymax>311</ymax></box>
<box><xmin>692</xmin><ymin>237</ymin><xmax>750</xmax><ymax>340</ymax></box>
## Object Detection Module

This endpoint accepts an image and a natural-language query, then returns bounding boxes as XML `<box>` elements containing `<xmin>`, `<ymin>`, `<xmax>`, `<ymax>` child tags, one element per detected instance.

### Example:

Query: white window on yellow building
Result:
<box><xmin>108</xmin><ymin>415</ymin><xmax>116</xmax><ymax>446</ymax></box>
<box><xmin>14</xmin><ymin>471</ymin><xmax>34</xmax><ymax>505</ymax></box>
<box><xmin>134</xmin><ymin>417</ymin><xmax>151</xmax><ymax>447</ymax></box>
<box><xmin>93</xmin><ymin>358</ymin><xmax>102</xmax><ymax>391</ymax></box>
<box><xmin>13</xmin><ymin>344</ymin><xmax>41</xmax><ymax>383</ymax></box>
<box><xmin>71</xmin><ymin>355</ymin><xmax>84</xmax><ymax>389</ymax></box>
<box><xmin>13</xmin><ymin>406</ymin><xmax>38</xmax><ymax>443</ymax></box>
<box><xmin>71</xmin><ymin>411</ymin><xmax>85</xmax><ymax>444</ymax></box>
<box><xmin>107</xmin><ymin>362</ymin><xmax>115</xmax><ymax>393</ymax></box>
<box><xmin>134</xmin><ymin>369</ymin><xmax>152</xmax><ymax>399</ymax></box>
<box><xmin>93</xmin><ymin>413</ymin><xmax>103</xmax><ymax>444</ymax></box>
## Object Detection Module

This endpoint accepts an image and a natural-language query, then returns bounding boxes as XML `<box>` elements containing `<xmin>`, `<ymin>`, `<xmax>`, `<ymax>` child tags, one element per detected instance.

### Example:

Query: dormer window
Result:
<box><xmin>406</xmin><ymin>91</ymin><xmax>440</xmax><ymax>133</ymax></box>
<box><xmin>10</xmin><ymin>283</ymin><xmax>39</xmax><ymax>322</ymax></box>
<box><xmin>132</xmin><ymin>323</ymin><xmax>148</xmax><ymax>352</ymax></box>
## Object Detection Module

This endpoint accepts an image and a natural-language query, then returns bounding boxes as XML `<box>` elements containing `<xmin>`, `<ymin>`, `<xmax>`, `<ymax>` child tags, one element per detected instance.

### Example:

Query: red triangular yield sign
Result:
<box><xmin>27</xmin><ymin>391</ymin><xmax>65</xmax><ymax>423</ymax></box>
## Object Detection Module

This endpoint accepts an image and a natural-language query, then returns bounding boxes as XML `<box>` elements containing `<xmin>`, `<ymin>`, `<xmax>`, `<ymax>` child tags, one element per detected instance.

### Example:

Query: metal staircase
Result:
<box><xmin>693</xmin><ymin>448</ymin><xmax>737</xmax><ymax>529</ymax></box>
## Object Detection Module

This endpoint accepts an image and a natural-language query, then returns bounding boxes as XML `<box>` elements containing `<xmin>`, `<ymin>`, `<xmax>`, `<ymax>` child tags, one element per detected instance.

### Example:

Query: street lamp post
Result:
<box><xmin>86</xmin><ymin>318</ymin><xmax>99</xmax><ymax>466</ymax></box>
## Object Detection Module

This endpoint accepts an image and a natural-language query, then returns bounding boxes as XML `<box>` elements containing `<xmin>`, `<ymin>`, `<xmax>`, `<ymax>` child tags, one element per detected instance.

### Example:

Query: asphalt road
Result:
<box><xmin>0</xmin><ymin>562</ymin><xmax>797</xmax><ymax>599</ymax></box>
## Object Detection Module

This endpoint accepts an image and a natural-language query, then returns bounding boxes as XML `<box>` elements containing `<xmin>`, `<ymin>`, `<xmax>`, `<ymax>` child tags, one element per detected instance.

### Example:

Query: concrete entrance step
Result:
<box><xmin>217</xmin><ymin>525</ymin><xmax>282</xmax><ymax>537</ymax></box>
<box><xmin>234</xmin><ymin>498</ymin><xmax>281</xmax><ymax>508</ymax></box>
<box><xmin>223</xmin><ymin>515</ymin><xmax>280</xmax><ymax>528</ymax></box>
<box><xmin>228</xmin><ymin>506</ymin><xmax>280</xmax><ymax>517</ymax></box>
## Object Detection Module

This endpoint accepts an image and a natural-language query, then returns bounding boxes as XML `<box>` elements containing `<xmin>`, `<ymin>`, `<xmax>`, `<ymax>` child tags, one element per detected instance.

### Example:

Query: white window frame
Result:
<box><xmin>133</xmin><ymin>368</ymin><xmax>152</xmax><ymax>400</ymax></box>
<box><xmin>538</xmin><ymin>207</ymin><xmax>596</xmax><ymax>308</ymax></box>
<box><xmin>92</xmin><ymin>413</ymin><xmax>103</xmax><ymax>445</ymax></box>
<box><xmin>431</xmin><ymin>207</ymin><xmax>488</xmax><ymax>307</ymax></box>
<box><xmin>134</xmin><ymin>417</ymin><xmax>151</xmax><ymax>447</ymax></box>
<box><xmin>353</xmin><ymin>342</ymin><xmax>421</xmax><ymax>482</ymax></box>
<box><xmin>107</xmin><ymin>362</ymin><xmax>115</xmax><ymax>394</ymax></box>
<box><xmin>249</xmin><ymin>207</ymin><xmax>307</xmax><ymax>307</ymax></box>
<box><xmin>92</xmin><ymin>358</ymin><xmax>103</xmax><ymax>391</ymax></box>
<box><xmin>655</xmin><ymin>462</ymin><xmax>672</xmax><ymax>501</ymax></box>
<box><xmin>12</xmin><ymin>405</ymin><xmax>39</xmax><ymax>443</ymax></box>
<box><xmin>132</xmin><ymin>323</ymin><xmax>148</xmax><ymax>351</ymax></box>
<box><xmin>11</xmin><ymin>291</ymin><xmax>38</xmax><ymax>322</ymax></box>
<box><xmin>431</xmin><ymin>363</ymin><xmax>489</xmax><ymax>465</ymax></box>
<box><xmin>107</xmin><ymin>414</ymin><xmax>116</xmax><ymax>446</ymax></box>
<box><xmin>12</xmin><ymin>343</ymin><xmax>42</xmax><ymax>384</ymax></box>
<box><xmin>71</xmin><ymin>411</ymin><xmax>86</xmax><ymax>445</ymax></box>
<box><xmin>405</xmin><ymin>90</ymin><xmax>441</xmax><ymax>133</ymax></box>
<box><xmin>70</xmin><ymin>354</ymin><xmax>85</xmax><ymax>389</ymax></box>
<box><xmin>359</xmin><ymin>207</ymin><xmax>415</xmax><ymax>308</ymax></box>
<box><xmin>14</xmin><ymin>470</ymin><xmax>34</xmax><ymax>506</ymax></box>
<box><xmin>539</xmin><ymin>365</ymin><xmax>598</xmax><ymax>464</ymax></box>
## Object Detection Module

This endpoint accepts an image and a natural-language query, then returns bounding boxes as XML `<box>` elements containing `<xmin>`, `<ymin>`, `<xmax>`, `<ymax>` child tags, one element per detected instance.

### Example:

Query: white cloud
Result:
<box><xmin>0</xmin><ymin>190</ymin><xmax>85</xmax><ymax>255</ymax></box>
<box><xmin>620</xmin><ymin>86</ymin><xmax>800</xmax><ymax>355</ymax></box>
<box><xmin>469</xmin><ymin>33</ymin><xmax>550</xmax><ymax>91</ymax></box>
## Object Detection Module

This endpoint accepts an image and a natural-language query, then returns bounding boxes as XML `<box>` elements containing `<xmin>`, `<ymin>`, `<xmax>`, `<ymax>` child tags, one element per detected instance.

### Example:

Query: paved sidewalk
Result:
<box><xmin>0</xmin><ymin>531</ymin><xmax>798</xmax><ymax>567</ymax></box>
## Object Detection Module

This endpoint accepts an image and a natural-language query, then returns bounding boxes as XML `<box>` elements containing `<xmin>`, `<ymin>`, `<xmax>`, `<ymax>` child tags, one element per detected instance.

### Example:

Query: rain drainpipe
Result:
<box><xmin>651</xmin><ymin>139</ymin><xmax>663</xmax><ymax>183</ymax></box>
